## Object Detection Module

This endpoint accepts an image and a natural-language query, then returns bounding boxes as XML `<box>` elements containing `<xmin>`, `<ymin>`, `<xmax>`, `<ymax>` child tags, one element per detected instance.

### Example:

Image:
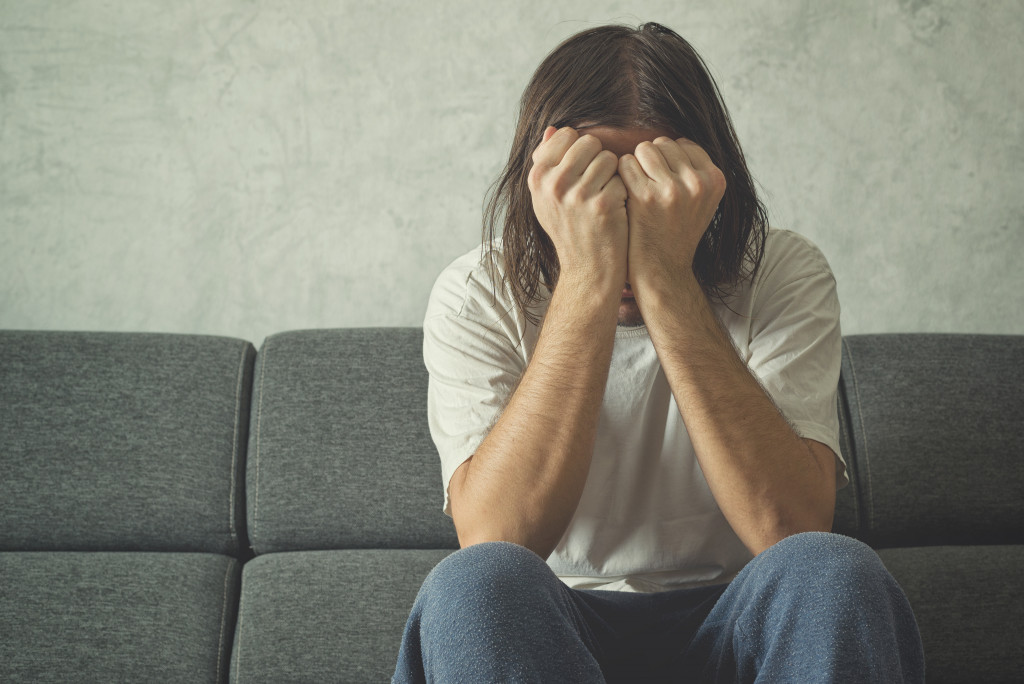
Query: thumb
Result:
<box><xmin>542</xmin><ymin>125</ymin><xmax>557</xmax><ymax>142</ymax></box>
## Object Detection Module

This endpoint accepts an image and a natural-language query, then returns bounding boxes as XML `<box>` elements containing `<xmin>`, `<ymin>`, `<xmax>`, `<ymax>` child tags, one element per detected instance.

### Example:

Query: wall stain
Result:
<box><xmin>897</xmin><ymin>0</ymin><xmax>947</xmax><ymax>41</ymax></box>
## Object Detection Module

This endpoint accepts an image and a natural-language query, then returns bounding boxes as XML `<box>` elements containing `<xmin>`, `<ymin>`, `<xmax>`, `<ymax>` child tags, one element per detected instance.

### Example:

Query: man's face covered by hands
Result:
<box><xmin>528</xmin><ymin>124</ymin><xmax>728</xmax><ymax>327</ymax></box>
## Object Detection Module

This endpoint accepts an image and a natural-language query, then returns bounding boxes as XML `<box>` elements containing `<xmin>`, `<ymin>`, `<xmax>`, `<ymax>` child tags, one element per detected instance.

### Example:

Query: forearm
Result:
<box><xmin>640</xmin><ymin>276</ymin><xmax>835</xmax><ymax>555</ymax></box>
<box><xmin>450</xmin><ymin>273</ymin><xmax>619</xmax><ymax>558</ymax></box>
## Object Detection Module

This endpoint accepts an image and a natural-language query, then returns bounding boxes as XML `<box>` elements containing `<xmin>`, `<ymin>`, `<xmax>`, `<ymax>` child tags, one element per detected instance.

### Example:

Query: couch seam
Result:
<box><xmin>844</xmin><ymin>339</ymin><xmax>875</xmax><ymax>533</ymax></box>
<box><xmin>231</xmin><ymin>565</ymin><xmax>246</xmax><ymax>684</ymax></box>
<box><xmin>216</xmin><ymin>560</ymin><xmax>232</xmax><ymax>683</ymax></box>
<box><xmin>253</xmin><ymin>339</ymin><xmax>268</xmax><ymax>547</ymax></box>
<box><xmin>228</xmin><ymin>342</ymin><xmax>246</xmax><ymax>551</ymax></box>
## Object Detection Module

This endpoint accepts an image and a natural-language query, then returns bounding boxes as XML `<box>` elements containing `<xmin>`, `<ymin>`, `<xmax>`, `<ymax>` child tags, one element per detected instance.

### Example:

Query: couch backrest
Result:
<box><xmin>0</xmin><ymin>331</ymin><xmax>255</xmax><ymax>555</ymax></box>
<box><xmin>836</xmin><ymin>333</ymin><xmax>1024</xmax><ymax>548</ymax></box>
<box><xmin>0</xmin><ymin>331</ymin><xmax>253</xmax><ymax>683</ymax></box>
<box><xmin>245</xmin><ymin>328</ymin><xmax>458</xmax><ymax>554</ymax></box>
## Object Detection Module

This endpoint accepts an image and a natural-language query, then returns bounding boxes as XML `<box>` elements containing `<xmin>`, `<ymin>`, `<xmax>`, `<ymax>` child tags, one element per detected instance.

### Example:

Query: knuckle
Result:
<box><xmin>577</xmin><ymin>134</ymin><xmax>602</xmax><ymax>154</ymax></box>
<box><xmin>558</xmin><ymin>127</ymin><xmax>579</xmax><ymax>144</ymax></box>
<box><xmin>527</xmin><ymin>164</ymin><xmax>543</xmax><ymax>190</ymax></box>
<box><xmin>551</xmin><ymin>173</ymin><xmax>573</xmax><ymax>197</ymax></box>
<box><xmin>662</xmin><ymin>183</ymin><xmax>683</xmax><ymax>203</ymax></box>
<box><xmin>565</xmin><ymin>186</ymin><xmax>587</xmax><ymax>206</ymax></box>
<box><xmin>710</xmin><ymin>168</ymin><xmax>727</xmax><ymax>193</ymax></box>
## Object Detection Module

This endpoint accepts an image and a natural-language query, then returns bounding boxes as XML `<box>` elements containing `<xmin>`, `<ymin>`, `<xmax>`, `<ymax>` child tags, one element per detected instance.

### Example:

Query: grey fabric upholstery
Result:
<box><xmin>0</xmin><ymin>332</ymin><xmax>255</xmax><ymax>554</ymax></box>
<box><xmin>839</xmin><ymin>334</ymin><xmax>1024</xmax><ymax>548</ymax></box>
<box><xmin>3</xmin><ymin>328</ymin><xmax>1021</xmax><ymax>681</ymax></box>
<box><xmin>879</xmin><ymin>546</ymin><xmax>1024</xmax><ymax>684</ymax></box>
<box><xmin>246</xmin><ymin>328</ymin><xmax>458</xmax><ymax>554</ymax></box>
<box><xmin>230</xmin><ymin>549</ymin><xmax>451</xmax><ymax>683</ymax></box>
<box><xmin>0</xmin><ymin>552</ymin><xmax>239</xmax><ymax>683</ymax></box>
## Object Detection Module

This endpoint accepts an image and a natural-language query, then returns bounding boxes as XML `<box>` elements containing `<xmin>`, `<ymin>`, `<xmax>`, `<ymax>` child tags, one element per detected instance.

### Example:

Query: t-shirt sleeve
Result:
<box><xmin>422</xmin><ymin>257</ymin><xmax>528</xmax><ymax>515</ymax></box>
<box><xmin>744</xmin><ymin>232</ymin><xmax>848</xmax><ymax>489</ymax></box>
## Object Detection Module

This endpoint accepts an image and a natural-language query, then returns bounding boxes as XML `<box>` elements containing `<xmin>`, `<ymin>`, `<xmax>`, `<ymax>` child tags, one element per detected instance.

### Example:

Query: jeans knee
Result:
<box><xmin>755</xmin><ymin>532</ymin><xmax>893</xmax><ymax>596</ymax></box>
<box><xmin>425</xmin><ymin>541</ymin><xmax>548</xmax><ymax>588</ymax></box>
<box><xmin>417</xmin><ymin>542</ymin><xmax>554</xmax><ymax>617</ymax></box>
<box><xmin>769</xmin><ymin>531</ymin><xmax>876</xmax><ymax>562</ymax></box>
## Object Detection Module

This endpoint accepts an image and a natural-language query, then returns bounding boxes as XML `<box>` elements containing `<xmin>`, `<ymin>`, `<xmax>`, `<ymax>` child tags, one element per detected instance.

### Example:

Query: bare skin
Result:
<box><xmin>449</xmin><ymin>125</ymin><xmax>835</xmax><ymax>559</ymax></box>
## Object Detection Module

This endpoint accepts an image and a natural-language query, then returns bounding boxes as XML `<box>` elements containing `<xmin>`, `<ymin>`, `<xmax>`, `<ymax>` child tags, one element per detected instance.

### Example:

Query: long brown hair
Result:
<box><xmin>484</xmin><ymin>22</ymin><xmax>768</xmax><ymax>320</ymax></box>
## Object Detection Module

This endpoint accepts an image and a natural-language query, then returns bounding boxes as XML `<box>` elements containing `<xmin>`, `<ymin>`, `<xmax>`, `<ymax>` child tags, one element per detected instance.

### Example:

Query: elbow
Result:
<box><xmin>449</xmin><ymin>461</ymin><xmax>557</xmax><ymax>558</ymax></box>
<box><xmin>447</xmin><ymin>459</ymin><xmax>563</xmax><ymax>559</ymax></box>
<box><xmin>452</xmin><ymin>498</ymin><xmax>558</xmax><ymax>558</ymax></box>
<box><xmin>453</xmin><ymin>511</ymin><xmax>556</xmax><ymax>559</ymax></box>
<box><xmin>453</xmin><ymin>517</ymin><xmax>500</xmax><ymax>550</ymax></box>
<box><xmin>751</xmin><ymin>506</ymin><xmax>835</xmax><ymax>556</ymax></box>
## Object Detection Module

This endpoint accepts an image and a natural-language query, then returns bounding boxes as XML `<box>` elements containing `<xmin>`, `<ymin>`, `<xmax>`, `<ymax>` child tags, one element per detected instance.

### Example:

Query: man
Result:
<box><xmin>395</xmin><ymin>22</ymin><xmax>924</xmax><ymax>683</ymax></box>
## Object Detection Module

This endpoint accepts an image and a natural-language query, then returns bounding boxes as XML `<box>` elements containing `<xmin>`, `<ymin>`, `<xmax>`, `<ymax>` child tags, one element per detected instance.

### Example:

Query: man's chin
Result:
<box><xmin>617</xmin><ymin>300</ymin><xmax>645</xmax><ymax>327</ymax></box>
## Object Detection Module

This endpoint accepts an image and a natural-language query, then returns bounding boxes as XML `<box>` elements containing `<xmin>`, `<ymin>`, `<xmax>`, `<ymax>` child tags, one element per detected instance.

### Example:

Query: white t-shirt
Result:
<box><xmin>423</xmin><ymin>229</ymin><xmax>846</xmax><ymax>592</ymax></box>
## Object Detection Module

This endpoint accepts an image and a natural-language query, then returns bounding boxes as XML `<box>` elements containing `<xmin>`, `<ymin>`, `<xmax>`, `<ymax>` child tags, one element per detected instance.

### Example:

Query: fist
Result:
<box><xmin>617</xmin><ymin>137</ymin><xmax>726</xmax><ymax>288</ymax></box>
<box><xmin>528</xmin><ymin>126</ymin><xmax>629</xmax><ymax>290</ymax></box>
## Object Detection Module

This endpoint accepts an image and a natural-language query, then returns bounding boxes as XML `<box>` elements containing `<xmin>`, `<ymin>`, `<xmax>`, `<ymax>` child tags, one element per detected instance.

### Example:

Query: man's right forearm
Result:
<box><xmin>448</xmin><ymin>272</ymin><xmax>619</xmax><ymax>559</ymax></box>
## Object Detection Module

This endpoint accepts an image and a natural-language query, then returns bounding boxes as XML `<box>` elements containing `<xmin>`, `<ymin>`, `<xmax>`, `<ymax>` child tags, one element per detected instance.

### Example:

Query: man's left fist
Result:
<box><xmin>618</xmin><ymin>137</ymin><xmax>726</xmax><ymax>291</ymax></box>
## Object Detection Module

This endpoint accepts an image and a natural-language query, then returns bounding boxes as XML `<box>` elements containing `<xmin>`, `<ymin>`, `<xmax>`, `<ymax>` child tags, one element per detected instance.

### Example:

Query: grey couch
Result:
<box><xmin>1</xmin><ymin>329</ymin><xmax>1021</xmax><ymax>683</ymax></box>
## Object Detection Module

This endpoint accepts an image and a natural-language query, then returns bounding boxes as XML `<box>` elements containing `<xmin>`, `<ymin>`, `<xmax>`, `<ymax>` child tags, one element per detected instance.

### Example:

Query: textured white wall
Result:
<box><xmin>2</xmin><ymin>0</ymin><xmax>1021</xmax><ymax>345</ymax></box>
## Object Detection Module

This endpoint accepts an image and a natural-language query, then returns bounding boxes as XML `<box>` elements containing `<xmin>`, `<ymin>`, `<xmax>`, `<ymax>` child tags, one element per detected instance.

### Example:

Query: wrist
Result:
<box><xmin>632</xmin><ymin>265</ymin><xmax>702</xmax><ymax>310</ymax></box>
<box><xmin>553</xmin><ymin>266</ymin><xmax>623</xmax><ymax>316</ymax></box>
<box><xmin>557</xmin><ymin>261</ymin><xmax>624</xmax><ymax>299</ymax></box>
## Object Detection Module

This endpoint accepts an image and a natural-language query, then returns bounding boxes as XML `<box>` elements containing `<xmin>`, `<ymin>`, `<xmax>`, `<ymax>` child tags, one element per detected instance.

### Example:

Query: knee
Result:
<box><xmin>416</xmin><ymin>542</ymin><xmax>555</xmax><ymax>616</ymax></box>
<box><xmin>425</xmin><ymin>541</ymin><xmax>551</xmax><ymax>590</ymax></box>
<box><xmin>752</xmin><ymin>532</ymin><xmax>893</xmax><ymax>596</ymax></box>
<box><xmin>766</xmin><ymin>531</ymin><xmax>877</xmax><ymax>564</ymax></box>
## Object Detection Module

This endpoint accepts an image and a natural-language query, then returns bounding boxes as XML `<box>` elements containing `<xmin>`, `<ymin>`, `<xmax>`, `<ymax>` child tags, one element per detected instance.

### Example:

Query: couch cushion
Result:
<box><xmin>840</xmin><ymin>334</ymin><xmax>1024</xmax><ymax>547</ymax></box>
<box><xmin>0</xmin><ymin>331</ymin><xmax>254</xmax><ymax>554</ymax></box>
<box><xmin>878</xmin><ymin>545</ymin><xmax>1024</xmax><ymax>684</ymax></box>
<box><xmin>0</xmin><ymin>552</ymin><xmax>239</xmax><ymax>683</ymax></box>
<box><xmin>231</xmin><ymin>549</ymin><xmax>451</xmax><ymax>683</ymax></box>
<box><xmin>247</xmin><ymin>328</ymin><xmax>458</xmax><ymax>553</ymax></box>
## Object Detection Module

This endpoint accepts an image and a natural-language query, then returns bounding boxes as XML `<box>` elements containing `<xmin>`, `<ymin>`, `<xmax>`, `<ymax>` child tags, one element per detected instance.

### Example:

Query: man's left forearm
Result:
<box><xmin>638</xmin><ymin>273</ymin><xmax>836</xmax><ymax>555</ymax></box>
<box><xmin>617</xmin><ymin>135</ymin><xmax>835</xmax><ymax>554</ymax></box>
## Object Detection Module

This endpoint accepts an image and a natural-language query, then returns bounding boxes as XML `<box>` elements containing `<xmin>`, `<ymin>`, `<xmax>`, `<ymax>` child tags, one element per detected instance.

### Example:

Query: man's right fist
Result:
<box><xmin>527</xmin><ymin>126</ymin><xmax>628</xmax><ymax>291</ymax></box>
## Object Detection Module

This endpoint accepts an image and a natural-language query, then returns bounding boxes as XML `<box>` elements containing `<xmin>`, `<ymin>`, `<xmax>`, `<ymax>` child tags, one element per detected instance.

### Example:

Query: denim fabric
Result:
<box><xmin>394</xmin><ymin>533</ymin><xmax>924</xmax><ymax>683</ymax></box>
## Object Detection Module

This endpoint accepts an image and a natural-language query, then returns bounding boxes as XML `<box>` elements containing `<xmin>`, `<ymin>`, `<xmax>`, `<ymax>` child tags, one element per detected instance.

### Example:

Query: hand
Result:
<box><xmin>528</xmin><ymin>126</ymin><xmax>629</xmax><ymax>291</ymax></box>
<box><xmin>617</xmin><ymin>137</ymin><xmax>726</xmax><ymax>293</ymax></box>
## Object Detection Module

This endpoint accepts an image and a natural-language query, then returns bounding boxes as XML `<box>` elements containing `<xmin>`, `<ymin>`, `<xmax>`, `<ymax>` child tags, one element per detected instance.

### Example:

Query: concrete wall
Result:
<box><xmin>2</xmin><ymin>0</ymin><xmax>1021</xmax><ymax>345</ymax></box>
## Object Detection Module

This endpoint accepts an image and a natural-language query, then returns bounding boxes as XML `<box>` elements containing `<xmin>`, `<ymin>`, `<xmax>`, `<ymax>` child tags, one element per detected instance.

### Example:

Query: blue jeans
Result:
<box><xmin>394</xmin><ymin>532</ymin><xmax>924</xmax><ymax>682</ymax></box>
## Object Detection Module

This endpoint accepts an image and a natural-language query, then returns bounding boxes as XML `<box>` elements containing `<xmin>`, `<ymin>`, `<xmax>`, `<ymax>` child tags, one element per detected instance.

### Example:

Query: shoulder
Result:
<box><xmin>425</xmin><ymin>244</ymin><xmax>549</xmax><ymax>329</ymax></box>
<box><xmin>424</xmin><ymin>245</ymin><xmax>508</xmax><ymax>321</ymax></box>
<box><xmin>755</xmin><ymin>229</ymin><xmax>835</xmax><ymax>287</ymax></box>
<box><xmin>719</xmin><ymin>229</ymin><xmax>839</xmax><ymax>331</ymax></box>
<box><xmin>423</xmin><ymin>244</ymin><xmax>545</xmax><ymax>356</ymax></box>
